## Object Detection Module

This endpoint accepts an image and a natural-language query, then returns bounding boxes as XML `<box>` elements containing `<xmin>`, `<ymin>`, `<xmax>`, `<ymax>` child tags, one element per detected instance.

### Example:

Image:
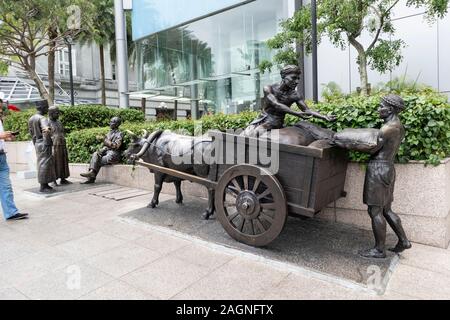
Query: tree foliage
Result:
<box><xmin>261</xmin><ymin>0</ymin><xmax>449</xmax><ymax>95</ymax></box>
<box><xmin>0</xmin><ymin>0</ymin><xmax>95</xmax><ymax>102</ymax></box>
<box><xmin>0</xmin><ymin>60</ymin><xmax>8</xmax><ymax>75</ymax></box>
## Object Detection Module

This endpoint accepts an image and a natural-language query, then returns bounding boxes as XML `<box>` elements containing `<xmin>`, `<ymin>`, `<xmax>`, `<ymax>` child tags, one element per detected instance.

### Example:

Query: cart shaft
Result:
<box><xmin>135</xmin><ymin>160</ymin><xmax>217</xmax><ymax>189</ymax></box>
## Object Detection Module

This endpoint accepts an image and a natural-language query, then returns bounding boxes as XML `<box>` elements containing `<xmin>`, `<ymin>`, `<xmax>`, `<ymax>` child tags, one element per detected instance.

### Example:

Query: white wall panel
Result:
<box><xmin>438</xmin><ymin>17</ymin><xmax>450</xmax><ymax>93</ymax></box>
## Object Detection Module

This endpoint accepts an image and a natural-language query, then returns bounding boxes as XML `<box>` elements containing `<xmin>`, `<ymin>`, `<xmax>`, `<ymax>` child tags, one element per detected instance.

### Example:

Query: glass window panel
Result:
<box><xmin>135</xmin><ymin>0</ymin><xmax>290</xmax><ymax>114</ymax></box>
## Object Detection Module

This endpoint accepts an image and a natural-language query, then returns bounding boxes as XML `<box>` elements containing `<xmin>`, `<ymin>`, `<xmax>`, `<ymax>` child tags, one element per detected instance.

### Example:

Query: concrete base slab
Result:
<box><xmin>90</xmin><ymin>187</ymin><xmax>152</xmax><ymax>201</ymax></box>
<box><xmin>23</xmin><ymin>180</ymin><xmax>113</xmax><ymax>199</ymax></box>
<box><xmin>122</xmin><ymin>196</ymin><xmax>399</xmax><ymax>291</ymax></box>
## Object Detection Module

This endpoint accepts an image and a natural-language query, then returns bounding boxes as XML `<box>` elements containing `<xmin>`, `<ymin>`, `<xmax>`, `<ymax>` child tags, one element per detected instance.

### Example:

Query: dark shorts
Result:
<box><xmin>363</xmin><ymin>160</ymin><xmax>395</xmax><ymax>207</ymax></box>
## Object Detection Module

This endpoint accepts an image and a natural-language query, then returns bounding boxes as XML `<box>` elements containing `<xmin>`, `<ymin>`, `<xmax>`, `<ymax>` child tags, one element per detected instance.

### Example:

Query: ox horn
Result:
<box><xmin>126</xmin><ymin>130</ymin><xmax>136</xmax><ymax>136</ymax></box>
<box><xmin>126</xmin><ymin>130</ymin><xmax>139</xmax><ymax>142</ymax></box>
<box><xmin>141</xmin><ymin>129</ymin><xmax>149</xmax><ymax>138</ymax></box>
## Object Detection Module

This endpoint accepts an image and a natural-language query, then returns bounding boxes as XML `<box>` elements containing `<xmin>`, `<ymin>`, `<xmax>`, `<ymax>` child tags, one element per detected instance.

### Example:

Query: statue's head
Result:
<box><xmin>379</xmin><ymin>94</ymin><xmax>405</xmax><ymax>119</ymax></box>
<box><xmin>280</xmin><ymin>65</ymin><xmax>301</xmax><ymax>90</ymax></box>
<box><xmin>48</xmin><ymin>106</ymin><xmax>60</xmax><ymax>121</ymax></box>
<box><xmin>110</xmin><ymin>116</ymin><xmax>122</xmax><ymax>130</ymax></box>
<box><xmin>35</xmin><ymin>100</ymin><xmax>49</xmax><ymax>115</ymax></box>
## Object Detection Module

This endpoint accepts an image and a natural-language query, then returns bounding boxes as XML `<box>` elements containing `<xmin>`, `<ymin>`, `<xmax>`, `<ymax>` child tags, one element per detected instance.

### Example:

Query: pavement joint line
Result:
<box><xmin>385</xmin><ymin>289</ymin><xmax>423</xmax><ymax>300</ymax></box>
<box><xmin>397</xmin><ymin>258</ymin><xmax>450</xmax><ymax>279</ymax></box>
<box><xmin>10</xmin><ymin>285</ymin><xmax>32</xmax><ymax>300</ymax></box>
<box><xmin>378</xmin><ymin>254</ymin><xmax>400</xmax><ymax>295</ymax></box>
<box><xmin>77</xmin><ymin>276</ymin><xmax>119</xmax><ymax>301</ymax></box>
<box><xmin>116</xmin><ymin>216</ymin><xmax>380</xmax><ymax>296</ymax></box>
<box><xmin>166</xmin><ymin>254</ymin><xmax>239</xmax><ymax>300</ymax></box>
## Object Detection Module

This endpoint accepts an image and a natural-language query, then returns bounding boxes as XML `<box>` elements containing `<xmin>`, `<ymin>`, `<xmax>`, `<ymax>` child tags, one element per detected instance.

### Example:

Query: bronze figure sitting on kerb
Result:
<box><xmin>332</xmin><ymin>94</ymin><xmax>412</xmax><ymax>258</ymax></box>
<box><xmin>242</xmin><ymin>65</ymin><xmax>337</xmax><ymax>144</ymax></box>
<box><xmin>80</xmin><ymin>117</ymin><xmax>124</xmax><ymax>184</ymax></box>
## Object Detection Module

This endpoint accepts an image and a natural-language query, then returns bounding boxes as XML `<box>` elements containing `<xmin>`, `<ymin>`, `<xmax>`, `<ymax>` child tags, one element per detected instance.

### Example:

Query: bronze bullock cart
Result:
<box><xmin>136</xmin><ymin>131</ymin><xmax>348</xmax><ymax>247</ymax></box>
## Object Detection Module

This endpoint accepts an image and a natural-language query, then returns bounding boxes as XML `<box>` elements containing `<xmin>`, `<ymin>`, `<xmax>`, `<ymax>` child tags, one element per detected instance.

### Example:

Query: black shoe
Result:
<box><xmin>358</xmin><ymin>248</ymin><xmax>386</xmax><ymax>259</ymax></box>
<box><xmin>80</xmin><ymin>171</ymin><xmax>96</xmax><ymax>179</ymax></box>
<box><xmin>40</xmin><ymin>186</ymin><xmax>55</xmax><ymax>193</ymax></box>
<box><xmin>81</xmin><ymin>178</ymin><xmax>96</xmax><ymax>184</ymax></box>
<box><xmin>7</xmin><ymin>213</ymin><xmax>29</xmax><ymax>221</ymax></box>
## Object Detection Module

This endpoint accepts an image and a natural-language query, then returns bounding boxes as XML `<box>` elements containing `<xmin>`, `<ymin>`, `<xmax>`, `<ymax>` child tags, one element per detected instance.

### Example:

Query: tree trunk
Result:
<box><xmin>349</xmin><ymin>37</ymin><xmax>369</xmax><ymax>95</ymax></box>
<box><xmin>99</xmin><ymin>44</ymin><xmax>106</xmax><ymax>105</ymax></box>
<box><xmin>27</xmin><ymin>55</ymin><xmax>49</xmax><ymax>102</ymax></box>
<box><xmin>47</xmin><ymin>26</ymin><xmax>58</xmax><ymax>106</ymax></box>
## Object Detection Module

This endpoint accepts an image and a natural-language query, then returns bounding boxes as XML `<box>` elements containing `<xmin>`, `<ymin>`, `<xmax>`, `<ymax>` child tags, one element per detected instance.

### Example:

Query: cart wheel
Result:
<box><xmin>215</xmin><ymin>164</ymin><xmax>287</xmax><ymax>247</ymax></box>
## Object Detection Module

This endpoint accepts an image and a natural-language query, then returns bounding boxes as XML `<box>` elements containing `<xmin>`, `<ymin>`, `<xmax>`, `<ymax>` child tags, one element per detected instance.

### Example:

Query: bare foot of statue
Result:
<box><xmin>358</xmin><ymin>248</ymin><xmax>386</xmax><ymax>259</ymax></box>
<box><xmin>389</xmin><ymin>240</ymin><xmax>412</xmax><ymax>253</ymax></box>
<box><xmin>60</xmin><ymin>179</ymin><xmax>72</xmax><ymax>185</ymax></box>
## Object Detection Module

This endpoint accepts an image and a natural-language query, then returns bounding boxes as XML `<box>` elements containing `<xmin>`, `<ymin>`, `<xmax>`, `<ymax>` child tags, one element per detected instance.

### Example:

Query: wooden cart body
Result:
<box><xmin>208</xmin><ymin>131</ymin><xmax>348</xmax><ymax>218</ymax></box>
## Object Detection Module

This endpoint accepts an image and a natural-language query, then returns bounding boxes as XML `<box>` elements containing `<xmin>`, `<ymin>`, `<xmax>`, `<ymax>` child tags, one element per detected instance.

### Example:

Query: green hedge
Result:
<box><xmin>5</xmin><ymin>91</ymin><xmax>450</xmax><ymax>165</ymax></box>
<box><xmin>2</xmin><ymin>105</ymin><xmax>145</xmax><ymax>141</ymax></box>
<box><xmin>67</xmin><ymin>90</ymin><xmax>450</xmax><ymax>165</ymax></box>
<box><xmin>66</xmin><ymin>112</ymin><xmax>257</xmax><ymax>163</ymax></box>
<box><xmin>299</xmin><ymin>89</ymin><xmax>450</xmax><ymax>164</ymax></box>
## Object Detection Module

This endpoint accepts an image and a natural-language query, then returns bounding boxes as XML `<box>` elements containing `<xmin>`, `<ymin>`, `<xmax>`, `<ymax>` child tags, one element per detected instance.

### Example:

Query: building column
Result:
<box><xmin>295</xmin><ymin>0</ymin><xmax>306</xmax><ymax>98</ymax></box>
<box><xmin>114</xmin><ymin>0</ymin><xmax>129</xmax><ymax>108</ymax></box>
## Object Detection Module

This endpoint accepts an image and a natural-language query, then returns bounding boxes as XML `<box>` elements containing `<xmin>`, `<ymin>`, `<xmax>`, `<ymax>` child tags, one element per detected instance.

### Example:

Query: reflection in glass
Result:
<box><xmin>135</xmin><ymin>0</ymin><xmax>290</xmax><ymax>114</ymax></box>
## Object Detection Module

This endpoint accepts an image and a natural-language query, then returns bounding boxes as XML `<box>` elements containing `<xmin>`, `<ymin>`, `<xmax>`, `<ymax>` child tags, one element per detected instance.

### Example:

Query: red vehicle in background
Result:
<box><xmin>7</xmin><ymin>103</ymin><xmax>21</xmax><ymax>112</ymax></box>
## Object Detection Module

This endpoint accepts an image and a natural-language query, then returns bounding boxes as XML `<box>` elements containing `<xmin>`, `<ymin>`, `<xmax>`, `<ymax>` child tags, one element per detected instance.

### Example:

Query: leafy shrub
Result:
<box><xmin>321</xmin><ymin>81</ymin><xmax>345</xmax><ymax>102</ymax></box>
<box><xmin>60</xmin><ymin>105</ymin><xmax>145</xmax><ymax>133</ymax></box>
<box><xmin>3</xmin><ymin>105</ymin><xmax>145</xmax><ymax>141</ymax></box>
<box><xmin>66</xmin><ymin>112</ymin><xmax>258</xmax><ymax>163</ymax></box>
<box><xmin>2</xmin><ymin>109</ymin><xmax>35</xmax><ymax>141</ymax></box>
<box><xmin>289</xmin><ymin>90</ymin><xmax>450</xmax><ymax>164</ymax></box>
<box><xmin>7</xmin><ymin>92</ymin><xmax>450</xmax><ymax>166</ymax></box>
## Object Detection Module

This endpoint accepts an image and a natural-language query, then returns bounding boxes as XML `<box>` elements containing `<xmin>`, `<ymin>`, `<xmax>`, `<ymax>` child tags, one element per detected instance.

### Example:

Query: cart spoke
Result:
<box><xmin>223</xmin><ymin>200</ymin><xmax>236</xmax><ymax>208</ymax></box>
<box><xmin>253</xmin><ymin>218</ymin><xmax>266</xmax><ymax>234</ymax></box>
<box><xmin>249</xmin><ymin>219</ymin><xmax>255</xmax><ymax>235</ymax></box>
<box><xmin>226</xmin><ymin>186</ymin><xmax>239</xmax><ymax>197</ymax></box>
<box><xmin>252</xmin><ymin>177</ymin><xmax>261</xmax><ymax>192</ymax></box>
<box><xmin>237</xmin><ymin>217</ymin><xmax>245</xmax><ymax>232</ymax></box>
<box><xmin>257</xmin><ymin>189</ymin><xmax>272</xmax><ymax>201</ymax></box>
<box><xmin>261</xmin><ymin>203</ymin><xmax>276</xmax><ymax>210</ymax></box>
<box><xmin>260</xmin><ymin>212</ymin><xmax>274</xmax><ymax>225</ymax></box>
<box><xmin>243</xmin><ymin>175</ymin><xmax>249</xmax><ymax>191</ymax></box>
<box><xmin>227</xmin><ymin>211</ymin><xmax>239</xmax><ymax>222</ymax></box>
<box><xmin>231</xmin><ymin>179</ymin><xmax>242</xmax><ymax>192</ymax></box>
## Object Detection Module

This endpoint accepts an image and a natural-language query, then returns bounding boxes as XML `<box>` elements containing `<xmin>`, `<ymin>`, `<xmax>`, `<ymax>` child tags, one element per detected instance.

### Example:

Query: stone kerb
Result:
<box><xmin>320</xmin><ymin>159</ymin><xmax>450</xmax><ymax>248</ymax></box>
<box><xmin>5</xmin><ymin>141</ymin><xmax>449</xmax><ymax>248</ymax></box>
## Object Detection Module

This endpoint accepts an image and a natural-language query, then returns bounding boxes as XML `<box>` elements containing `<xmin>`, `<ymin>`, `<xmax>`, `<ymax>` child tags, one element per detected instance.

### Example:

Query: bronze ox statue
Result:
<box><xmin>124</xmin><ymin>129</ymin><xmax>216</xmax><ymax>220</ymax></box>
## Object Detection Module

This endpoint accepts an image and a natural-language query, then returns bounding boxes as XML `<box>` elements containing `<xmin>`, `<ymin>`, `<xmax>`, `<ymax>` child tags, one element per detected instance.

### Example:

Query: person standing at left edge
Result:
<box><xmin>29</xmin><ymin>100</ymin><xmax>56</xmax><ymax>193</ymax></box>
<box><xmin>0</xmin><ymin>99</ymin><xmax>28</xmax><ymax>220</ymax></box>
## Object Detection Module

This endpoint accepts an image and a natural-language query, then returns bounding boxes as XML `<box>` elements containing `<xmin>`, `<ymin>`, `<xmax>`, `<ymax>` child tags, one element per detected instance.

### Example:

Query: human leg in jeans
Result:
<box><xmin>0</xmin><ymin>154</ymin><xmax>20</xmax><ymax>220</ymax></box>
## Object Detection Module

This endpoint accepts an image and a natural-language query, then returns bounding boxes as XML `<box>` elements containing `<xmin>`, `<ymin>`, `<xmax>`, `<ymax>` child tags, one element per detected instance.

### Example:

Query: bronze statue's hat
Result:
<box><xmin>381</xmin><ymin>94</ymin><xmax>405</xmax><ymax>113</ymax></box>
<box><xmin>35</xmin><ymin>100</ymin><xmax>49</xmax><ymax>108</ymax></box>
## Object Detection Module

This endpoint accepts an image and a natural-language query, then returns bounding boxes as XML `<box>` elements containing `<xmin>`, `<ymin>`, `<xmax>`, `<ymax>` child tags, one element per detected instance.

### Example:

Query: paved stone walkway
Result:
<box><xmin>0</xmin><ymin>176</ymin><xmax>449</xmax><ymax>300</ymax></box>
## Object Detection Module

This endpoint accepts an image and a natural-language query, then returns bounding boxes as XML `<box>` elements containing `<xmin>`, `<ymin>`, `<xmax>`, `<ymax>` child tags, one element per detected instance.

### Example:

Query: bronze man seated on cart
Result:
<box><xmin>242</xmin><ymin>65</ymin><xmax>336</xmax><ymax>141</ymax></box>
